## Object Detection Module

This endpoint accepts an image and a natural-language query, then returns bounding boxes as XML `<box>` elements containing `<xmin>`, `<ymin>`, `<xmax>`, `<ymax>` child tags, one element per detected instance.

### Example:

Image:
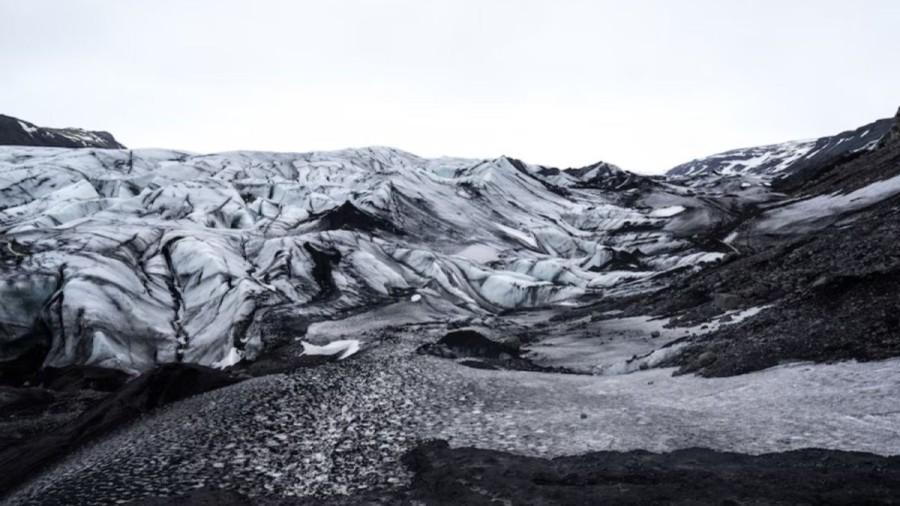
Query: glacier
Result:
<box><xmin>0</xmin><ymin>146</ymin><xmax>753</xmax><ymax>373</ymax></box>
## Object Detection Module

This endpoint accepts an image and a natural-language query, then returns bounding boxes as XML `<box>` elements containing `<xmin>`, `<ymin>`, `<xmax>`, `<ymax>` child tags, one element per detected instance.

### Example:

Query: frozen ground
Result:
<box><xmin>523</xmin><ymin>307</ymin><xmax>768</xmax><ymax>374</ymax></box>
<box><xmin>5</xmin><ymin>325</ymin><xmax>899</xmax><ymax>505</ymax></box>
<box><xmin>755</xmin><ymin>170</ymin><xmax>900</xmax><ymax>233</ymax></box>
<box><xmin>443</xmin><ymin>358</ymin><xmax>900</xmax><ymax>456</ymax></box>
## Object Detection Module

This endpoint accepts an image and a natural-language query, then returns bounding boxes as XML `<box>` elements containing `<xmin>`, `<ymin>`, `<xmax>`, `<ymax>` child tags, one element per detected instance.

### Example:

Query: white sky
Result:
<box><xmin>2</xmin><ymin>0</ymin><xmax>898</xmax><ymax>173</ymax></box>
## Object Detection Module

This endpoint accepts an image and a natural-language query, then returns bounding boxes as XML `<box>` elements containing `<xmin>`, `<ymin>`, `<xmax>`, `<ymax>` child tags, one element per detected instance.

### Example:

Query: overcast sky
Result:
<box><xmin>2</xmin><ymin>0</ymin><xmax>898</xmax><ymax>173</ymax></box>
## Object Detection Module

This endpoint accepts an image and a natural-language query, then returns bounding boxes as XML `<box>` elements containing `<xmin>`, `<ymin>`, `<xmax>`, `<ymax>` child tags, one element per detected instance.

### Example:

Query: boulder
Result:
<box><xmin>712</xmin><ymin>293</ymin><xmax>742</xmax><ymax>311</ymax></box>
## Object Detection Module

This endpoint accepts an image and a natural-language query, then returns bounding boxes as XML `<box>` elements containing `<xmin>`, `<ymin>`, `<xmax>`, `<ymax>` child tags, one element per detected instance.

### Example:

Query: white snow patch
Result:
<box><xmin>648</xmin><ymin>205</ymin><xmax>686</xmax><ymax>218</ymax></box>
<box><xmin>17</xmin><ymin>120</ymin><xmax>38</xmax><ymax>134</ymax></box>
<box><xmin>495</xmin><ymin>223</ymin><xmax>538</xmax><ymax>249</ymax></box>
<box><xmin>300</xmin><ymin>340</ymin><xmax>361</xmax><ymax>360</ymax></box>
<box><xmin>757</xmin><ymin>172</ymin><xmax>900</xmax><ymax>232</ymax></box>
<box><xmin>212</xmin><ymin>347</ymin><xmax>244</xmax><ymax>369</ymax></box>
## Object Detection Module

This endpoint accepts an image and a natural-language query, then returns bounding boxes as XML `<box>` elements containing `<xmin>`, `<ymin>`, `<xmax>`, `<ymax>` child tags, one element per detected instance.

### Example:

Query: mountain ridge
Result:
<box><xmin>667</xmin><ymin>116</ymin><xmax>893</xmax><ymax>177</ymax></box>
<box><xmin>0</xmin><ymin>114</ymin><xmax>125</xmax><ymax>149</ymax></box>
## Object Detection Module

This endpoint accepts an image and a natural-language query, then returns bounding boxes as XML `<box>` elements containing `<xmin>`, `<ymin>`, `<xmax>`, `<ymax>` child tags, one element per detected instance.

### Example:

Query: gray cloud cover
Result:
<box><xmin>2</xmin><ymin>0</ymin><xmax>897</xmax><ymax>173</ymax></box>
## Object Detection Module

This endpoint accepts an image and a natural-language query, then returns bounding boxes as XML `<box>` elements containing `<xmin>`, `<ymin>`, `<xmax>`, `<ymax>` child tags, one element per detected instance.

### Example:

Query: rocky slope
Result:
<box><xmin>667</xmin><ymin>116</ymin><xmax>892</xmax><ymax>177</ymax></box>
<box><xmin>0</xmin><ymin>115</ymin><xmax>125</xmax><ymax>149</ymax></box>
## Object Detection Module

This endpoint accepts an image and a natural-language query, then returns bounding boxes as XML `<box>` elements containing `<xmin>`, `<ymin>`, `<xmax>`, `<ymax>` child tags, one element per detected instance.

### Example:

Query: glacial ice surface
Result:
<box><xmin>0</xmin><ymin>146</ymin><xmax>740</xmax><ymax>370</ymax></box>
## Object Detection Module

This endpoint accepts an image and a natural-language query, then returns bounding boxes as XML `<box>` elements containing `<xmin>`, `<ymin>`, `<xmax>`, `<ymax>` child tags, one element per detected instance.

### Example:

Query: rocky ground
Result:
<box><xmin>380</xmin><ymin>441</ymin><xmax>900</xmax><ymax>506</ymax></box>
<box><xmin>122</xmin><ymin>441</ymin><xmax>900</xmax><ymax>505</ymax></box>
<box><xmin>2</xmin><ymin>322</ymin><xmax>899</xmax><ymax>504</ymax></box>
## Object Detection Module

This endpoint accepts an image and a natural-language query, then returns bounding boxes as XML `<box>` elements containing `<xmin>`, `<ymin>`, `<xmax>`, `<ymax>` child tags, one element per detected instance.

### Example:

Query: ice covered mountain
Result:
<box><xmin>3</xmin><ymin>107</ymin><xmax>900</xmax><ymax>379</ymax></box>
<box><xmin>0</xmin><ymin>144</ymin><xmax>746</xmax><ymax>374</ymax></box>
<box><xmin>667</xmin><ymin>116</ymin><xmax>893</xmax><ymax>177</ymax></box>
<box><xmin>0</xmin><ymin>114</ymin><xmax>125</xmax><ymax>149</ymax></box>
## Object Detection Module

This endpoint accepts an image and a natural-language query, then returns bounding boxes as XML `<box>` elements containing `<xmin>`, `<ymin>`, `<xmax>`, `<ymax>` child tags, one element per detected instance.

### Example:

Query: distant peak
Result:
<box><xmin>668</xmin><ymin>110</ymin><xmax>896</xmax><ymax>178</ymax></box>
<box><xmin>0</xmin><ymin>114</ymin><xmax>125</xmax><ymax>149</ymax></box>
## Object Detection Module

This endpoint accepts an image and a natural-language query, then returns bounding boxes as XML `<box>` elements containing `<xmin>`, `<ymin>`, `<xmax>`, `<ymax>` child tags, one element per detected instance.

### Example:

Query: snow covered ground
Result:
<box><xmin>438</xmin><ymin>359</ymin><xmax>900</xmax><ymax>457</ymax></box>
<box><xmin>754</xmin><ymin>171</ymin><xmax>900</xmax><ymax>233</ymax></box>
<box><xmin>671</xmin><ymin>139</ymin><xmax>821</xmax><ymax>177</ymax></box>
<box><xmin>524</xmin><ymin>307</ymin><xmax>769</xmax><ymax>375</ymax></box>
<box><xmin>668</xmin><ymin>116</ymin><xmax>892</xmax><ymax>177</ymax></box>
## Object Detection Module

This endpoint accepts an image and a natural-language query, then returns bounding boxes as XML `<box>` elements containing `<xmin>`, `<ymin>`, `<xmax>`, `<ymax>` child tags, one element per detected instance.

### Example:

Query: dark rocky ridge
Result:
<box><xmin>417</xmin><ymin>328</ymin><xmax>563</xmax><ymax>372</ymax></box>
<box><xmin>315</xmin><ymin>201</ymin><xmax>404</xmax><ymax>235</ymax></box>
<box><xmin>668</xmin><ymin>116</ymin><xmax>892</xmax><ymax>177</ymax></box>
<box><xmin>775</xmin><ymin>117</ymin><xmax>900</xmax><ymax>197</ymax></box>
<box><xmin>0</xmin><ymin>114</ymin><xmax>125</xmax><ymax>149</ymax></box>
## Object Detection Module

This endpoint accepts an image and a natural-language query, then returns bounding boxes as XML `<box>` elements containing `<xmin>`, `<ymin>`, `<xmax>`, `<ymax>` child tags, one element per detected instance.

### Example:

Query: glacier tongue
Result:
<box><xmin>0</xmin><ymin>146</ymin><xmax>732</xmax><ymax>372</ymax></box>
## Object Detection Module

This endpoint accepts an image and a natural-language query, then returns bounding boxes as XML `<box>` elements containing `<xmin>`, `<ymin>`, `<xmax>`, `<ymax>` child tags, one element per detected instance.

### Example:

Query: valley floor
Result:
<box><xmin>4</xmin><ymin>322</ymin><xmax>899</xmax><ymax>505</ymax></box>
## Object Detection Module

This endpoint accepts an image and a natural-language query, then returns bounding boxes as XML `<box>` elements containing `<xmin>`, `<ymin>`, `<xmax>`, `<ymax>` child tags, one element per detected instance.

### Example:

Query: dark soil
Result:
<box><xmin>394</xmin><ymin>440</ymin><xmax>900</xmax><ymax>506</ymax></box>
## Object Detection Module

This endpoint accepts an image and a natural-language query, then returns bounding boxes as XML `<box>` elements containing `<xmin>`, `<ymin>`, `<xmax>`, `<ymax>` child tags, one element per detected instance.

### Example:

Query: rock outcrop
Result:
<box><xmin>0</xmin><ymin>114</ymin><xmax>125</xmax><ymax>149</ymax></box>
<box><xmin>876</xmin><ymin>106</ymin><xmax>900</xmax><ymax>149</ymax></box>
